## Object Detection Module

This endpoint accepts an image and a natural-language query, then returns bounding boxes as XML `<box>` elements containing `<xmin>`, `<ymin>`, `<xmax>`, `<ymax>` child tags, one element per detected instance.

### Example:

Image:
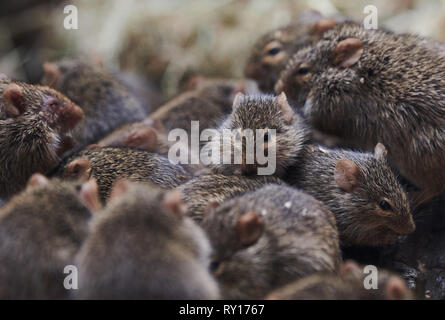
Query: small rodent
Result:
<box><xmin>206</xmin><ymin>92</ymin><xmax>308</xmax><ymax>177</ymax></box>
<box><xmin>201</xmin><ymin>184</ymin><xmax>341</xmax><ymax>299</ymax></box>
<box><xmin>244</xmin><ymin>10</ymin><xmax>342</xmax><ymax>93</ymax></box>
<box><xmin>74</xmin><ymin>180</ymin><xmax>219</xmax><ymax>299</ymax></box>
<box><xmin>178</xmin><ymin>173</ymin><xmax>284</xmax><ymax>222</ymax></box>
<box><xmin>96</xmin><ymin>118</ymin><xmax>170</xmax><ymax>154</ymax></box>
<box><xmin>276</xmin><ymin>23</ymin><xmax>445</xmax><ymax>200</ymax></box>
<box><xmin>285</xmin><ymin>143</ymin><xmax>414</xmax><ymax>246</ymax></box>
<box><xmin>54</xmin><ymin>147</ymin><xmax>192</xmax><ymax>201</ymax></box>
<box><xmin>266</xmin><ymin>260</ymin><xmax>414</xmax><ymax>300</ymax></box>
<box><xmin>148</xmin><ymin>78</ymin><xmax>248</xmax><ymax>133</ymax></box>
<box><xmin>41</xmin><ymin>58</ymin><xmax>147</xmax><ymax>147</ymax></box>
<box><xmin>0</xmin><ymin>76</ymin><xmax>84</xmax><ymax>198</ymax></box>
<box><xmin>0</xmin><ymin>174</ymin><xmax>100</xmax><ymax>299</ymax></box>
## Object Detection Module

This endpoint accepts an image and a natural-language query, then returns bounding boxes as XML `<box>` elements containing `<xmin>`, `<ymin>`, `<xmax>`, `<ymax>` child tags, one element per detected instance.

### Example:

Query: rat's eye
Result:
<box><xmin>209</xmin><ymin>261</ymin><xmax>221</xmax><ymax>273</ymax></box>
<box><xmin>297</xmin><ymin>67</ymin><xmax>309</xmax><ymax>75</ymax></box>
<box><xmin>46</xmin><ymin>98</ymin><xmax>59</xmax><ymax>109</ymax></box>
<box><xmin>267</xmin><ymin>47</ymin><xmax>281</xmax><ymax>56</ymax></box>
<box><xmin>264</xmin><ymin>131</ymin><xmax>271</xmax><ymax>142</ymax></box>
<box><xmin>378</xmin><ymin>200</ymin><xmax>392</xmax><ymax>211</ymax></box>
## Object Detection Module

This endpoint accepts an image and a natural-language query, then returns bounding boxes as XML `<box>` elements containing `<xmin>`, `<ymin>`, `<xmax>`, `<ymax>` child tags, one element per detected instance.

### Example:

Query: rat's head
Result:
<box><xmin>106</xmin><ymin>180</ymin><xmax>212</xmax><ymax>265</ymax></box>
<box><xmin>332</xmin><ymin>143</ymin><xmax>414</xmax><ymax>245</ymax></box>
<box><xmin>0</xmin><ymin>78</ymin><xmax>83</xmax><ymax>174</ymax></box>
<box><xmin>211</xmin><ymin>93</ymin><xmax>307</xmax><ymax>176</ymax></box>
<box><xmin>276</xmin><ymin>23</ymin><xmax>367</xmax><ymax>109</ymax></box>
<box><xmin>187</xmin><ymin>77</ymin><xmax>249</xmax><ymax>113</ymax></box>
<box><xmin>245</xmin><ymin>14</ymin><xmax>338</xmax><ymax>93</ymax></box>
<box><xmin>202</xmin><ymin>201</ymin><xmax>271</xmax><ymax>299</ymax></box>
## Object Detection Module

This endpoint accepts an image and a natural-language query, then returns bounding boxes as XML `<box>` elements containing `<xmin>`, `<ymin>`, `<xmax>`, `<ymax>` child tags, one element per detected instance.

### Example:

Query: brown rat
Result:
<box><xmin>266</xmin><ymin>260</ymin><xmax>414</xmax><ymax>300</ymax></box>
<box><xmin>285</xmin><ymin>143</ymin><xmax>414</xmax><ymax>246</ymax></box>
<box><xmin>276</xmin><ymin>23</ymin><xmax>445</xmax><ymax>201</ymax></box>
<box><xmin>201</xmin><ymin>184</ymin><xmax>341</xmax><ymax>299</ymax></box>
<box><xmin>54</xmin><ymin>147</ymin><xmax>191</xmax><ymax>202</ymax></box>
<box><xmin>0</xmin><ymin>76</ymin><xmax>84</xmax><ymax>198</ymax></box>
<box><xmin>205</xmin><ymin>92</ymin><xmax>308</xmax><ymax>177</ymax></box>
<box><xmin>0</xmin><ymin>174</ymin><xmax>100</xmax><ymax>299</ymax></box>
<box><xmin>244</xmin><ymin>11</ymin><xmax>345</xmax><ymax>93</ymax></box>
<box><xmin>148</xmin><ymin>78</ymin><xmax>249</xmax><ymax>133</ymax></box>
<box><xmin>178</xmin><ymin>173</ymin><xmax>284</xmax><ymax>223</ymax></box>
<box><xmin>41</xmin><ymin>58</ymin><xmax>147</xmax><ymax>147</ymax></box>
<box><xmin>74</xmin><ymin>181</ymin><xmax>219</xmax><ymax>299</ymax></box>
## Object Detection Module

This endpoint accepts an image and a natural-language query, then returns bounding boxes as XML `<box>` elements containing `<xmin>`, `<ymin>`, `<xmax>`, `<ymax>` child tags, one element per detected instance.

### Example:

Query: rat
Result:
<box><xmin>244</xmin><ymin>10</ymin><xmax>346</xmax><ymax>93</ymax></box>
<box><xmin>285</xmin><ymin>143</ymin><xmax>414</xmax><ymax>246</ymax></box>
<box><xmin>178</xmin><ymin>173</ymin><xmax>284</xmax><ymax>223</ymax></box>
<box><xmin>266</xmin><ymin>260</ymin><xmax>414</xmax><ymax>300</ymax></box>
<box><xmin>0</xmin><ymin>173</ymin><xmax>100</xmax><ymax>299</ymax></box>
<box><xmin>205</xmin><ymin>92</ymin><xmax>308</xmax><ymax>177</ymax></box>
<box><xmin>147</xmin><ymin>78</ymin><xmax>248</xmax><ymax>133</ymax></box>
<box><xmin>201</xmin><ymin>184</ymin><xmax>341</xmax><ymax>299</ymax></box>
<box><xmin>276</xmin><ymin>23</ymin><xmax>445</xmax><ymax>201</ymax></box>
<box><xmin>74</xmin><ymin>180</ymin><xmax>219</xmax><ymax>299</ymax></box>
<box><xmin>41</xmin><ymin>58</ymin><xmax>147</xmax><ymax>147</ymax></box>
<box><xmin>54</xmin><ymin>147</ymin><xmax>192</xmax><ymax>202</ymax></box>
<box><xmin>0</xmin><ymin>76</ymin><xmax>84</xmax><ymax>198</ymax></box>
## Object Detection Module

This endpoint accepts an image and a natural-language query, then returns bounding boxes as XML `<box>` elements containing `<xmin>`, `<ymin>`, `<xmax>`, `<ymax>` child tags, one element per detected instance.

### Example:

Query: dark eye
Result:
<box><xmin>46</xmin><ymin>98</ymin><xmax>59</xmax><ymax>108</ymax></box>
<box><xmin>264</xmin><ymin>131</ymin><xmax>270</xmax><ymax>142</ymax></box>
<box><xmin>267</xmin><ymin>47</ymin><xmax>281</xmax><ymax>56</ymax></box>
<box><xmin>209</xmin><ymin>261</ymin><xmax>220</xmax><ymax>273</ymax></box>
<box><xmin>379</xmin><ymin>200</ymin><xmax>392</xmax><ymax>211</ymax></box>
<box><xmin>297</xmin><ymin>67</ymin><xmax>309</xmax><ymax>75</ymax></box>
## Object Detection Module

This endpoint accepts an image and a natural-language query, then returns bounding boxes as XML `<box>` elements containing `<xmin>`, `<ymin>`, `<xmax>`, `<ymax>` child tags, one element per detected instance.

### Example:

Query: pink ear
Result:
<box><xmin>186</xmin><ymin>76</ymin><xmax>205</xmax><ymax>91</ymax></box>
<box><xmin>277</xmin><ymin>92</ymin><xmax>294</xmax><ymax>124</ymax></box>
<box><xmin>2</xmin><ymin>83</ymin><xmax>25</xmax><ymax>117</ymax></box>
<box><xmin>310</xmin><ymin>18</ymin><xmax>337</xmax><ymax>37</ymax></box>
<box><xmin>334</xmin><ymin>159</ymin><xmax>363</xmax><ymax>192</ymax></box>
<box><xmin>374</xmin><ymin>142</ymin><xmax>387</xmax><ymax>160</ymax></box>
<box><xmin>42</xmin><ymin>62</ymin><xmax>61</xmax><ymax>87</ymax></box>
<box><xmin>109</xmin><ymin>179</ymin><xmax>130</xmax><ymax>202</ymax></box>
<box><xmin>126</xmin><ymin>126</ymin><xmax>158</xmax><ymax>151</ymax></box>
<box><xmin>232</xmin><ymin>92</ymin><xmax>244</xmax><ymax>110</ymax></box>
<box><xmin>385</xmin><ymin>276</ymin><xmax>409</xmax><ymax>300</ymax></box>
<box><xmin>236</xmin><ymin>211</ymin><xmax>264</xmax><ymax>247</ymax></box>
<box><xmin>80</xmin><ymin>179</ymin><xmax>102</xmax><ymax>212</ymax></box>
<box><xmin>339</xmin><ymin>260</ymin><xmax>361</xmax><ymax>277</ymax></box>
<box><xmin>162</xmin><ymin>190</ymin><xmax>185</xmax><ymax>218</ymax></box>
<box><xmin>332</xmin><ymin>38</ymin><xmax>363</xmax><ymax>68</ymax></box>
<box><xmin>27</xmin><ymin>173</ymin><xmax>49</xmax><ymax>188</ymax></box>
<box><xmin>204</xmin><ymin>200</ymin><xmax>220</xmax><ymax>215</ymax></box>
<box><xmin>64</xmin><ymin>158</ymin><xmax>92</xmax><ymax>181</ymax></box>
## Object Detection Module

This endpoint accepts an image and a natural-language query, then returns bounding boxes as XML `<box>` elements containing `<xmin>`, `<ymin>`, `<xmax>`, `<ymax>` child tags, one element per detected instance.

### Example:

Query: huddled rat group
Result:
<box><xmin>0</xmin><ymin>9</ymin><xmax>443</xmax><ymax>299</ymax></box>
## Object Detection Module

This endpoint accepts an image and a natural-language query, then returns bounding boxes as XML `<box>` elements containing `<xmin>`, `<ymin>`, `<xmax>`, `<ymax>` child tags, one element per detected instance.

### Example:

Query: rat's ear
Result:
<box><xmin>385</xmin><ymin>276</ymin><xmax>409</xmax><ymax>300</ymax></box>
<box><xmin>204</xmin><ymin>200</ymin><xmax>220</xmax><ymax>215</ymax></box>
<box><xmin>374</xmin><ymin>142</ymin><xmax>388</xmax><ymax>160</ymax></box>
<box><xmin>42</xmin><ymin>62</ymin><xmax>61</xmax><ymax>87</ymax></box>
<box><xmin>64</xmin><ymin>158</ymin><xmax>92</xmax><ymax>181</ymax></box>
<box><xmin>332</xmin><ymin>38</ymin><xmax>363</xmax><ymax>68</ymax></box>
<box><xmin>334</xmin><ymin>158</ymin><xmax>363</xmax><ymax>192</ymax></box>
<box><xmin>310</xmin><ymin>18</ymin><xmax>337</xmax><ymax>38</ymax></box>
<box><xmin>163</xmin><ymin>190</ymin><xmax>186</xmax><ymax>218</ymax></box>
<box><xmin>232</xmin><ymin>92</ymin><xmax>245</xmax><ymax>110</ymax></box>
<box><xmin>27</xmin><ymin>173</ymin><xmax>49</xmax><ymax>188</ymax></box>
<box><xmin>186</xmin><ymin>75</ymin><xmax>205</xmax><ymax>91</ymax></box>
<box><xmin>338</xmin><ymin>260</ymin><xmax>361</xmax><ymax>277</ymax></box>
<box><xmin>236</xmin><ymin>211</ymin><xmax>264</xmax><ymax>247</ymax></box>
<box><xmin>2</xmin><ymin>83</ymin><xmax>25</xmax><ymax>117</ymax></box>
<box><xmin>80</xmin><ymin>179</ymin><xmax>102</xmax><ymax>212</ymax></box>
<box><xmin>125</xmin><ymin>126</ymin><xmax>158</xmax><ymax>151</ymax></box>
<box><xmin>109</xmin><ymin>179</ymin><xmax>130</xmax><ymax>202</ymax></box>
<box><xmin>277</xmin><ymin>92</ymin><xmax>294</xmax><ymax>124</ymax></box>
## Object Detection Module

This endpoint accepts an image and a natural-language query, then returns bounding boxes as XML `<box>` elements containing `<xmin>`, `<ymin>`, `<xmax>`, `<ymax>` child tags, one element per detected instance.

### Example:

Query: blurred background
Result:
<box><xmin>1</xmin><ymin>0</ymin><xmax>445</xmax><ymax>98</ymax></box>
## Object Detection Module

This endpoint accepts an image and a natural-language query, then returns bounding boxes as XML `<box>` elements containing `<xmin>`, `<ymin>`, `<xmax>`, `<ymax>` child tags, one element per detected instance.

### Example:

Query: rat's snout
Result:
<box><xmin>43</xmin><ymin>96</ymin><xmax>84</xmax><ymax>131</ymax></box>
<box><xmin>392</xmin><ymin>217</ymin><xmax>416</xmax><ymax>235</ymax></box>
